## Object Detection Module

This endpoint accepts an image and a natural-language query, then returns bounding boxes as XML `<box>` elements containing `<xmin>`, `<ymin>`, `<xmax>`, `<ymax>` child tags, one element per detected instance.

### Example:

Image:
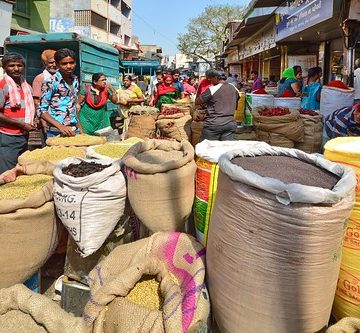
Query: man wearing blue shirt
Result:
<box><xmin>38</xmin><ymin>48</ymin><xmax>82</xmax><ymax>137</ymax></box>
<box><xmin>172</xmin><ymin>69</ymin><xmax>185</xmax><ymax>99</ymax></box>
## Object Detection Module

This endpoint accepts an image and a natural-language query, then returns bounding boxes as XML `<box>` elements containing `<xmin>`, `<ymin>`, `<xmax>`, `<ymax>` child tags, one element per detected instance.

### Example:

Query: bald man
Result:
<box><xmin>354</xmin><ymin>58</ymin><xmax>360</xmax><ymax>103</ymax></box>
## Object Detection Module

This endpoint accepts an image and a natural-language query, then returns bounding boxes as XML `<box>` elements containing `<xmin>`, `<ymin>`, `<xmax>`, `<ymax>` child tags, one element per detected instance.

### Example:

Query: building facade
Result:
<box><xmin>49</xmin><ymin>0</ymin><xmax>132</xmax><ymax>45</ymax></box>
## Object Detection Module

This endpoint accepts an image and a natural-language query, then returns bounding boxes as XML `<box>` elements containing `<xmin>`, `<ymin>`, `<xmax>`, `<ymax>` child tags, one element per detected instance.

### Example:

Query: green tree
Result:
<box><xmin>178</xmin><ymin>5</ymin><xmax>245</xmax><ymax>65</ymax></box>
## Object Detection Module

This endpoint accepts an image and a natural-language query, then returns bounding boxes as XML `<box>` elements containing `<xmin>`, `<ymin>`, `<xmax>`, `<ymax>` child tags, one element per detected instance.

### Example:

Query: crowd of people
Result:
<box><xmin>2</xmin><ymin>46</ymin><xmax>360</xmax><ymax>175</ymax></box>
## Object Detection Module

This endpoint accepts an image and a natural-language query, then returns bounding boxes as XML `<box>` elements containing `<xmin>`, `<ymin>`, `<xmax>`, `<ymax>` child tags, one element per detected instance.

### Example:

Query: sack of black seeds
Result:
<box><xmin>53</xmin><ymin>158</ymin><xmax>127</xmax><ymax>257</ymax></box>
<box><xmin>207</xmin><ymin>146</ymin><xmax>357</xmax><ymax>333</ymax></box>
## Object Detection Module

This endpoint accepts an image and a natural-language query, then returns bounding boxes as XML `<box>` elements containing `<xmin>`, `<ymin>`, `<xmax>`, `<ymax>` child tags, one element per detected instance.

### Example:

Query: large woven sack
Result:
<box><xmin>0</xmin><ymin>162</ymin><xmax>58</xmax><ymax>288</ymax></box>
<box><xmin>156</xmin><ymin>114</ymin><xmax>192</xmax><ymax>142</ymax></box>
<box><xmin>324</xmin><ymin>137</ymin><xmax>360</xmax><ymax>319</ymax></box>
<box><xmin>53</xmin><ymin>158</ymin><xmax>127</xmax><ymax>257</ymax></box>
<box><xmin>256</xmin><ymin>129</ymin><xmax>295</xmax><ymax>148</ymax></box>
<box><xmin>126</xmin><ymin>114</ymin><xmax>157</xmax><ymax>139</ymax></box>
<box><xmin>273</xmin><ymin>97</ymin><xmax>301</xmax><ymax>109</ymax></box>
<box><xmin>83</xmin><ymin>232</ymin><xmax>210</xmax><ymax>333</ymax></box>
<box><xmin>320</xmin><ymin>86</ymin><xmax>354</xmax><ymax>117</ymax></box>
<box><xmin>123</xmin><ymin>139</ymin><xmax>196</xmax><ymax>232</ymax></box>
<box><xmin>252</xmin><ymin>107</ymin><xmax>304</xmax><ymax>142</ymax></box>
<box><xmin>295</xmin><ymin>113</ymin><xmax>323</xmax><ymax>153</ymax></box>
<box><xmin>190</xmin><ymin>121</ymin><xmax>203</xmax><ymax>146</ymax></box>
<box><xmin>327</xmin><ymin>317</ymin><xmax>360</xmax><ymax>333</ymax></box>
<box><xmin>0</xmin><ymin>284</ymin><xmax>86</xmax><ymax>333</ymax></box>
<box><xmin>245</xmin><ymin>93</ymin><xmax>274</xmax><ymax>110</ymax></box>
<box><xmin>207</xmin><ymin>146</ymin><xmax>356</xmax><ymax>333</ymax></box>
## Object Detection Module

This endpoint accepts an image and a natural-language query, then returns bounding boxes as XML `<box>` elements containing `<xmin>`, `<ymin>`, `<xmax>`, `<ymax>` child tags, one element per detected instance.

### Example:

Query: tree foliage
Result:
<box><xmin>178</xmin><ymin>5</ymin><xmax>245</xmax><ymax>64</ymax></box>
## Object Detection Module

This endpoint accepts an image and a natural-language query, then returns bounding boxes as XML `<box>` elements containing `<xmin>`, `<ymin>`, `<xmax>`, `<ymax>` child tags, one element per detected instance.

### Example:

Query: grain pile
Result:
<box><xmin>46</xmin><ymin>134</ymin><xmax>106</xmax><ymax>147</ymax></box>
<box><xmin>19</xmin><ymin>146</ymin><xmax>84</xmax><ymax>164</ymax></box>
<box><xmin>93</xmin><ymin>138</ymin><xmax>143</xmax><ymax>159</ymax></box>
<box><xmin>125</xmin><ymin>275</ymin><xmax>163</xmax><ymax>311</ymax></box>
<box><xmin>0</xmin><ymin>175</ymin><xmax>53</xmax><ymax>200</ymax></box>
<box><xmin>232</xmin><ymin>155</ymin><xmax>340</xmax><ymax>189</ymax></box>
<box><xmin>62</xmin><ymin>161</ymin><xmax>110</xmax><ymax>177</ymax></box>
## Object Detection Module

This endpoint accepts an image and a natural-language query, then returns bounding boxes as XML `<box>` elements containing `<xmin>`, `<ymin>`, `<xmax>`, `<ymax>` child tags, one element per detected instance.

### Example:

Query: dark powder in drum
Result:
<box><xmin>62</xmin><ymin>161</ymin><xmax>111</xmax><ymax>177</ymax></box>
<box><xmin>232</xmin><ymin>155</ymin><xmax>340</xmax><ymax>190</ymax></box>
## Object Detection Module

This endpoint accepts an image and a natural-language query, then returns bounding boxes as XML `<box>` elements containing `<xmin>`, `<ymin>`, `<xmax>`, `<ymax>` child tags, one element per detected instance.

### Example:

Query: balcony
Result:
<box><xmin>108</xmin><ymin>5</ymin><xmax>122</xmax><ymax>24</ymax></box>
<box><xmin>91</xmin><ymin>0</ymin><xmax>108</xmax><ymax>19</ymax></box>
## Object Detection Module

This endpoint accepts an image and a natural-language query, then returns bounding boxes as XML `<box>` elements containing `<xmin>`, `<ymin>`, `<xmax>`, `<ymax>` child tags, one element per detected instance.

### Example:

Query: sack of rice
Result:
<box><xmin>320</xmin><ymin>84</ymin><xmax>354</xmax><ymax>117</ymax></box>
<box><xmin>0</xmin><ymin>162</ymin><xmax>58</xmax><ymax>288</ymax></box>
<box><xmin>207</xmin><ymin>146</ymin><xmax>356</xmax><ymax>333</ymax></box>
<box><xmin>86</xmin><ymin>138</ymin><xmax>144</xmax><ymax>162</ymax></box>
<box><xmin>0</xmin><ymin>284</ymin><xmax>86</xmax><ymax>333</ymax></box>
<box><xmin>18</xmin><ymin>146</ymin><xmax>85</xmax><ymax>165</ymax></box>
<box><xmin>294</xmin><ymin>109</ymin><xmax>323</xmax><ymax>153</ymax></box>
<box><xmin>194</xmin><ymin>140</ymin><xmax>269</xmax><ymax>246</ymax></box>
<box><xmin>46</xmin><ymin>134</ymin><xmax>106</xmax><ymax>147</ymax></box>
<box><xmin>83</xmin><ymin>232</ymin><xmax>210</xmax><ymax>333</ymax></box>
<box><xmin>123</xmin><ymin>139</ymin><xmax>196</xmax><ymax>232</ymax></box>
<box><xmin>253</xmin><ymin>107</ymin><xmax>304</xmax><ymax>146</ymax></box>
<box><xmin>53</xmin><ymin>158</ymin><xmax>127</xmax><ymax>257</ymax></box>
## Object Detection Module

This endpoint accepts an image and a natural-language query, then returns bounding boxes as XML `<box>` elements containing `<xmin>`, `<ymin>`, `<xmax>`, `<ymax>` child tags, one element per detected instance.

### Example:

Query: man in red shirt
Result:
<box><xmin>0</xmin><ymin>52</ymin><xmax>36</xmax><ymax>173</ymax></box>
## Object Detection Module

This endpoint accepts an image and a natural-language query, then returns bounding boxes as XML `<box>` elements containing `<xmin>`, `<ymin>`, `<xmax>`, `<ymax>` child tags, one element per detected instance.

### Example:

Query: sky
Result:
<box><xmin>132</xmin><ymin>0</ymin><xmax>250</xmax><ymax>56</ymax></box>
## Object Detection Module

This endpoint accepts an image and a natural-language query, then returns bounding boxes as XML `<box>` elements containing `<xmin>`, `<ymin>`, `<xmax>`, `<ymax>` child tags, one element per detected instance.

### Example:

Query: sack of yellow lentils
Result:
<box><xmin>83</xmin><ymin>232</ymin><xmax>210</xmax><ymax>333</ymax></box>
<box><xmin>0</xmin><ymin>284</ymin><xmax>86</xmax><ymax>333</ymax></box>
<box><xmin>0</xmin><ymin>162</ymin><xmax>58</xmax><ymax>288</ymax></box>
<box><xmin>46</xmin><ymin>134</ymin><xmax>106</xmax><ymax>147</ymax></box>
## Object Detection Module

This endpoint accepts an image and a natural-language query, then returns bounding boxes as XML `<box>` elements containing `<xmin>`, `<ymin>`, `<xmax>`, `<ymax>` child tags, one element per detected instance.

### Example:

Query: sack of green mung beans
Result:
<box><xmin>123</xmin><ymin>139</ymin><xmax>196</xmax><ymax>233</ymax></box>
<box><xmin>0</xmin><ymin>162</ymin><xmax>58</xmax><ymax>288</ymax></box>
<box><xmin>0</xmin><ymin>284</ymin><xmax>86</xmax><ymax>333</ymax></box>
<box><xmin>206</xmin><ymin>146</ymin><xmax>356</xmax><ymax>333</ymax></box>
<box><xmin>83</xmin><ymin>232</ymin><xmax>210</xmax><ymax>333</ymax></box>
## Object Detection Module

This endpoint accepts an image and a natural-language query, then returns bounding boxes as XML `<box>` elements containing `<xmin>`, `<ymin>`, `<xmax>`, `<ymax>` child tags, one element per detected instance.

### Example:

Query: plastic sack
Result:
<box><xmin>320</xmin><ymin>86</ymin><xmax>354</xmax><ymax>117</ymax></box>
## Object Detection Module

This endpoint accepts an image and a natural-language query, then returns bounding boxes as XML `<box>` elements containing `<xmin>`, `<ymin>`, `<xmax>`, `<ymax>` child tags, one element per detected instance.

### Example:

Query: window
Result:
<box><xmin>91</xmin><ymin>11</ymin><xmax>107</xmax><ymax>31</ymax></box>
<box><xmin>110</xmin><ymin>21</ymin><xmax>121</xmax><ymax>36</ymax></box>
<box><xmin>13</xmin><ymin>0</ymin><xmax>28</xmax><ymax>15</ymax></box>
<box><xmin>74</xmin><ymin>10</ymin><xmax>91</xmax><ymax>26</ymax></box>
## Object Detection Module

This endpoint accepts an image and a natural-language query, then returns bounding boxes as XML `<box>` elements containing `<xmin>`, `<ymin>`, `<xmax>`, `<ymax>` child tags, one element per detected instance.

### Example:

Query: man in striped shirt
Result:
<box><xmin>0</xmin><ymin>53</ymin><xmax>36</xmax><ymax>174</ymax></box>
<box><xmin>324</xmin><ymin>103</ymin><xmax>360</xmax><ymax>139</ymax></box>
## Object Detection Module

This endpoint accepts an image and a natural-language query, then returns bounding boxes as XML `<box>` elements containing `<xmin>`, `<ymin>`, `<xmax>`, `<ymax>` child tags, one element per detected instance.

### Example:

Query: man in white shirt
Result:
<box><xmin>354</xmin><ymin>59</ymin><xmax>360</xmax><ymax>103</ymax></box>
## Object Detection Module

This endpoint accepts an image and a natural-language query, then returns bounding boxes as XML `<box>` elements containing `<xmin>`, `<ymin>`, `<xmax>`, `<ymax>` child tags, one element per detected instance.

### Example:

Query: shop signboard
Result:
<box><xmin>276</xmin><ymin>0</ymin><xmax>334</xmax><ymax>41</ymax></box>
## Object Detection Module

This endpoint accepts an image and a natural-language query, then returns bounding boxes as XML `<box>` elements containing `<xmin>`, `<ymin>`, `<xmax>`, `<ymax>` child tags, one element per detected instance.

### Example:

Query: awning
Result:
<box><xmin>113</xmin><ymin>43</ymin><xmax>138</xmax><ymax>52</ymax></box>
<box><xmin>247</xmin><ymin>0</ymin><xmax>284</xmax><ymax>8</ymax></box>
<box><xmin>10</xmin><ymin>23</ymin><xmax>43</xmax><ymax>35</ymax></box>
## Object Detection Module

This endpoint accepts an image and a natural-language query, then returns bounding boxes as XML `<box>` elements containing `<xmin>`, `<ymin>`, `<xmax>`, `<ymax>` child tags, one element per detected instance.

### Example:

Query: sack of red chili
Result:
<box><xmin>320</xmin><ymin>83</ymin><xmax>354</xmax><ymax>117</ymax></box>
<box><xmin>253</xmin><ymin>107</ymin><xmax>304</xmax><ymax>147</ymax></box>
<box><xmin>295</xmin><ymin>110</ymin><xmax>323</xmax><ymax>154</ymax></box>
<box><xmin>252</xmin><ymin>88</ymin><xmax>268</xmax><ymax>95</ymax></box>
<box><xmin>326</xmin><ymin>80</ymin><xmax>350</xmax><ymax>90</ymax></box>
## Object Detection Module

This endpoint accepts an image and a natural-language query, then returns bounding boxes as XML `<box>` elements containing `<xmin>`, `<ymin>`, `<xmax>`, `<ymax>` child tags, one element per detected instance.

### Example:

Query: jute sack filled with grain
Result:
<box><xmin>126</xmin><ymin>114</ymin><xmax>157</xmax><ymax>139</ymax></box>
<box><xmin>0</xmin><ymin>284</ymin><xmax>86</xmax><ymax>333</ymax></box>
<box><xmin>256</xmin><ymin>130</ymin><xmax>295</xmax><ymax>148</ymax></box>
<box><xmin>294</xmin><ymin>112</ymin><xmax>323</xmax><ymax>153</ymax></box>
<box><xmin>0</xmin><ymin>162</ymin><xmax>58</xmax><ymax>288</ymax></box>
<box><xmin>123</xmin><ymin>139</ymin><xmax>196</xmax><ymax>232</ymax></box>
<box><xmin>191</xmin><ymin>121</ymin><xmax>203</xmax><ymax>146</ymax></box>
<box><xmin>83</xmin><ymin>232</ymin><xmax>210</xmax><ymax>333</ymax></box>
<box><xmin>46</xmin><ymin>134</ymin><xmax>106</xmax><ymax>147</ymax></box>
<box><xmin>327</xmin><ymin>317</ymin><xmax>360</xmax><ymax>333</ymax></box>
<box><xmin>207</xmin><ymin>146</ymin><xmax>356</xmax><ymax>333</ymax></box>
<box><xmin>18</xmin><ymin>146</ymin><xmax>86</xmax><ymax>166</ymax></box>
<box><xmin>253</xmin><ymin>107</ymin><xmax>304</xmax><ymax>143</ymax></box>
<box><xmin>156</xmin><ymin>113</ymin><xmax>192</xmax><ymax>142</ymax></box>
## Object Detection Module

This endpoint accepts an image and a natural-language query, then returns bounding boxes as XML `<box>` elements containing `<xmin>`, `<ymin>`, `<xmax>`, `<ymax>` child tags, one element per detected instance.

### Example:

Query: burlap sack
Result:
<box><xmin>191</xmin><ymin>121</ymin><xmax>203</xmax><ymax>147</ymax></box>
<box><xmin>252</xmin><ymin>107</ymin><xmax>304</xmax><ymax>142</ymax></box>
<box><xmin>0</xmin><ymin>162</ymin><xmax>58</xmax><ymax>287</ymax></box>
<box><xmin>327</xmin><ymin>317</ymin><xmax>360</xmax><ymax>333</ymax></box>
<box><xmin>83</xmin><ymin>232</ymin><xmax>210</xmax><ymax>333</ymax></box>
<box><xmin>295</xmin><ymin>113</ymin><xmax>323</xmax><ymax>153</ymax></box>
<box><xmin>156</xmin><ymin>115</ymin><xmax>192</xmax><ymax>142</ymax></box>
<box><xmin>126</xmin><ymin>114</ymin><xmax>157</xmax><ymax>139</ymax></box>
<box><xmin>256</xmin><ymin>130</ymin><xmax>295</xmax><ymax>148</ymax></box>
<box><xmin>0</xmin><ymin>284</ymin><xmax>86</xmax><ymax>333</ymax></box>
<box><xmin>207</xmin><ymin>147</ymin><xmax>356</xmax><ymax>333</ymax></box>
<box><xmin>46</xmin><ymin>135</ymin><xmax>106</xmax><ymax>147</ymax></box>
<box><xmin>123</xmin><ymin>140</ymin><xmax>196</xmax><ymax>232</ymax></box>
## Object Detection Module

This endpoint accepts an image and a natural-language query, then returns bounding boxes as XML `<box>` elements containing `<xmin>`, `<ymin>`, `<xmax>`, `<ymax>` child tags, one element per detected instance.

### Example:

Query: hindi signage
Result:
<box><xmin>276</xmin><ymin>0</ymin><xmax>334</xmax><ymax>41</ymax></box>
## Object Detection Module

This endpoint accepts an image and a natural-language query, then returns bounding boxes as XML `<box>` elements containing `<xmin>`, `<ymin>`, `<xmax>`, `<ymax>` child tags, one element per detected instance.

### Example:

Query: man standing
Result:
<box><xmin>195</xmin><ymin>69</ymin><xmax>238</xmax><ymax>141</ymax></box>
<box><xmin>172</xmin><ymin>69</ymin><xmax>185</xmax><ymax>98</ymax></box>
<box><xmin>38</xmin><ymin>48</ymin><xmax>81</xmax><ymax>137</ymax></box>
<box><xmin>0</xmin><ymin>52</ymin><xmax>36</xmax><ymax>173</ymax></box>
<box><xmin>250</xmin><ymin>70</ymin><xmax>263</xmax><ymax>92</ymax></box>
<box><xmin>354</xmin><ymin>59</ymin><xmax>360</xmax><ymax>103</ymax></box>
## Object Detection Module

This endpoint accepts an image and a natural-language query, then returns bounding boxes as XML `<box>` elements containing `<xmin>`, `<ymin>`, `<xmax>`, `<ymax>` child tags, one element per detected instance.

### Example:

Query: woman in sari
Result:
<box><xmin>301</xmin><ymin>66</ymin><xmax>322</xmax><ymax>110</ymax></box>
<box><xmin>78</xmin><ymin>73</ymin><xmax>119</xmax><ymax>135</ymax></box>
<box><xmin>277</xmin><ymin>66</ymin><xmax>302</xmax><ymax>97</ymax></box>
<box><xmin>154</xmin><ymin>74</ymin><xmax>181</xmax><ymax>109</ymax></box>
